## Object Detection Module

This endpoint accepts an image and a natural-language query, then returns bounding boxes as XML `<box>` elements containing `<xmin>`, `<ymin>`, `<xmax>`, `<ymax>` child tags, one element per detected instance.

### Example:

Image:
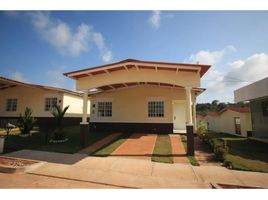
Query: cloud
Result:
<box><xmin>148</xmin><ymin>11</ymin><xmax>161</xmax><ymax>29</ymax></box>
<box><xmin>8</xmin><ymin>72</ymin><xmax>28</xmax><ymax>82</ymax></box>
<box><xmin>46</xmin><ymin>67</ymin><xmax>65</xmax><ymax>87</ymax></box>
<box><xmin>186</xmin><ymin>45</ymin><xmax>236</xmax><ymax>65</ymax></box>
<box><xmin>28</xmin><ymin>12</ymin><xmax>112</xmax><ymax>62</ymax></box>
<box><xmin>199</xmin><ymin>53</ymin><xmax>268</xmax><ymax>103</ymax></box>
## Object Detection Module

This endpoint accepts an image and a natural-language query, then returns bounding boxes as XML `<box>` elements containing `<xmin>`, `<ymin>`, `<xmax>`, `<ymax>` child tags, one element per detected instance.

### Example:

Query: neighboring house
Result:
<box><xmin>234</xmin><ymin>77</ymin><xmax>268</xmax><ymax>137</ymax></box>
<box><xmin>203</xmin><ymin>112</ymin><xmax>219</xmax><ymax>132</ymax></box>
<box><xmin>204</xmin><ymin>108</ymin><xmax>252</xmax><ymax>137</ymax></box>
<box><xmin>64</xmin><ymin>58</ymin><xmax>211</xmax><ymax>133</ymax></box>
<box><xmin>196</xmin><ymin>113</ymin><xmax>206</xmax><ymax>126</ymax></box>
<box><xmin>0</xmin><ymin>76</ymin><xmax>90</xmax><ymax>128</ymax></box>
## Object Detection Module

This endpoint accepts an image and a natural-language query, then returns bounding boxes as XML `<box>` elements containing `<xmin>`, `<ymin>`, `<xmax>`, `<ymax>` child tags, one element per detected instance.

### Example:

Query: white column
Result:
<box><xmin>81</xmin><ymin>90</ymin><xmax>88</xmax><ymax>124</ymax></box>
<box><xmin>193</xmin><ymin>99</ymin><xmax>197</xmax><ymax>131</ymax></box>
<box><xmin>185</xmin><ymin>86</ymin><xmax>193</xmax><ymax>125</ymax></box>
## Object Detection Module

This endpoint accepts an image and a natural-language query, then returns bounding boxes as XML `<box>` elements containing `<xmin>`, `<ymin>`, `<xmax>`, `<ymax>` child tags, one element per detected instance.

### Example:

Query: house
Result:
<box><xmin>203</xmin><ymin>107</ymin><xmax>252</xmax><ymax>137</ymax></box>
<box><xmin>196</xmin><ymin>113</ymin><xmax>206</xmax><ymax>126</ymax></box>
<box><xmin>64</xmin><ymin>58</ymin><xmax>211</xmax><ymax>134</ymax></box>
<box><xmin>0</xmin><ymin>76</ymin><xmax>90</xmax><ymax>128</ymax></box>
<box><xmin>234</xmin><ymin>77</ymin><xmax>268</xmax><ymax>137</ymax></box>
<box><xmin>203</xmin><ymin>112</ymin><xmax>219</xmax><ymax>132</ymax></box>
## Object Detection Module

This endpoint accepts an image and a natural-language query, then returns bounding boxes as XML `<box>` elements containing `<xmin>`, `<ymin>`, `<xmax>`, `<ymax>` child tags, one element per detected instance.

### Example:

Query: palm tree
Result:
<box><xmin>17</xmin><ymin>107</ymin><xmax>36</xmax><ymax>135</ymax></box>
<box><xmin>51</xmin><ymin>105</ymin><xmax>69</xmax><ymax>140</ymax></box>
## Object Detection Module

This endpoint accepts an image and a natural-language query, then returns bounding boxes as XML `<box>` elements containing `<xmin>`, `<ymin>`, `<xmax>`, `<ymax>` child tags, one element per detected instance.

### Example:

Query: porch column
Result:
<box><xmin>82</xmin><ymin>90</ymin><xmax>88</xmax><ymax>123</ymax></box>
<box><xmin>185</xmin><ymin>86</ymin><xmax>194</xmax><ymax>156</ymax></box>
<box><xmin>193</xmin><ymin>99</ymin><xmax>197</xmax><ymax>132</ymax></box>
<box><xmin>80</xmin><ymin>90</ymin><xmax>89</xmax><ymax>147</ymax></box>
<box><xmin>185</xmin><ymin>86</ymin><xmax>193</xmax><ymax>124</ymax></box>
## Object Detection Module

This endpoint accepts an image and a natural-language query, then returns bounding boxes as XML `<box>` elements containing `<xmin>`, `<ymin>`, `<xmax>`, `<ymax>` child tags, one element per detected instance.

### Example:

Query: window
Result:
<box><xmin>98</xmin><ymin>102</ymin><xmax>112</xmax><ymax>117</ymax></box>
<box><xmin>148</xmin><ymin>101</ymin><xmax>164</xmax><ymax>117</ymax></box>
<box><xmin>44</xmin><ymin>98</ymin><xmax>58</xmax><ymax>111</ymax></box>
<box><xmin>6</xmin><ymin>98</ymin><xmax>17</xmax><ymax>111</ymax></box>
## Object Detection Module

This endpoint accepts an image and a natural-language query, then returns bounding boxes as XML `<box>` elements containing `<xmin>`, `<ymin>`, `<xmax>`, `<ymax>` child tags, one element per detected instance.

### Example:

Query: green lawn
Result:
<box><xmin>180</xmin><ymin>135</ymin><xmax>200</xmax><ymax>166</ymax></box>
<box><xmin>92</xmin><ymin>133</ymin><xmax>131</xmax><ymax>156</ymax></box>
<box><xmin>151</xmin><ymin>135</ymin><xmax>173</xmax><ymax>163</ymax></box>
<box><xmin>206</xmin><ymin>131</ymin><xmax>268</xmax><ymax>173</ymax></box>
<box><xmin>2</xmin><ymin>125</ymin><xmax>113</xmax><ymax>154</ymax></box>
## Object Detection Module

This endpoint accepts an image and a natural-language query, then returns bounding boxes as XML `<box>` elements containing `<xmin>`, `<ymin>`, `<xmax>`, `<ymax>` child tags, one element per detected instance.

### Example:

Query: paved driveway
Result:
<box><xmin>111</xmin><ymin>133</ymin><xmax>157</xmax><ymax>160</ymax></box>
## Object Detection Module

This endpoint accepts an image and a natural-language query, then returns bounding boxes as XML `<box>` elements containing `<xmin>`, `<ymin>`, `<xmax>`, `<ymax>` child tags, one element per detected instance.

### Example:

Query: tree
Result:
<box><xmin>17</xmin><ymin>107</ymin><xmax>36</xmax><ymax>135</ymax></box>
<box><xmin>51</xmin><ymin>105</ymin><xmax>69</xmax><ymax>140</ymax></box>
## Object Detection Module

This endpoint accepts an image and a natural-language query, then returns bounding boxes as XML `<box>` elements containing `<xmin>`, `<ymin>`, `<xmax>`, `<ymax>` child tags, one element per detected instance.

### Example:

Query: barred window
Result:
<box><xmin>98</xmin><ymin>102</ymin><xmax>112</xmax><ymax>117</ymax></box>
<box><xmin>148</xmin><ymin>101</ymin><xmax>164</xmax><ymax>118</ymax></box>
<box><xmin>6</xmin><ymin>98</ymin><xmax>17</xmax><ymax>111</ymax></box>
<box><xmin>44</xmin><ymin>98</ymin><xmax>58</xmax><ymax>111</ymax></box>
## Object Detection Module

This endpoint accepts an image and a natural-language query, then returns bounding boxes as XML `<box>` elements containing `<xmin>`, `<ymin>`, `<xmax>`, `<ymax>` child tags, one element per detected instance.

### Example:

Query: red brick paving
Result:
<box><xmin>111</xmin><ymin>133</ymin><xmax>157</xmax><ymax>160</ymax></box>
<box><xmin>170</xmin><ymin>134</ymin><xmax>189</xmax><ymax>164</ymax></box>
<box><xmin>79</xmin><ymin>133</ymin><xmax>121</xmax><ymax>155</ymax></box>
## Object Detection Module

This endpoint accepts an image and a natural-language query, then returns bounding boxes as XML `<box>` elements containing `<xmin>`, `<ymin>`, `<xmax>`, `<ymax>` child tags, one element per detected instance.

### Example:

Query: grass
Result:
<box><xmin>92</xmin><ymin>133</ymin><xmax>131</xmax><ymax>156</ymax></box>
<box><xmin>180</xmin><ymin>135</ymin><xmax>200</xmax><ymax>166</ymax></box>
<box><xmin>2</xmin><ymin>125</ymin><xmax>113</xmax><ymax>154</ymax></box>
<box><xmin>205</xmin><ymin>131</ymin><xmax>268</xmax><ymax>173</ymax></box>
<box><xmin>151</xmin><ymin>135</ymin><xmax>173</xmax><ymax>163</ymax></box>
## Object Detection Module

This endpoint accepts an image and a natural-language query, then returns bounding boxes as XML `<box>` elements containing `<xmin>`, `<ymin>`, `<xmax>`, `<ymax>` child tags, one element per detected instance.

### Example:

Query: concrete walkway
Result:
<box><xmin>2</xmin><ymin>151</ymin><xmax>268</xmax><ymax>188</ymax></box>
<box><xmin>111</xmin><ymin>133</ymin><xmax>157</xmax><ymax>160</ymax></box>
<box><xmin>79</xmin><ymin>133</ymin><xmax>121</xmax><ymax>155</ymax></box>
<box><xmin>169</xmin><ymin>134</ymin><xmax>189</xmax><ymax>164</ymax></box>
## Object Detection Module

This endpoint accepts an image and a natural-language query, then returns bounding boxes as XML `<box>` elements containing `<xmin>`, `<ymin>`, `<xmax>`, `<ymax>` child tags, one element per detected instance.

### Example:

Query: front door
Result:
<box><xmin>173</xmin><ymin>101</ymin><xmax>186</xmax><ymax>132</ymax></box>
<box><xmin>234</xmin><ymin>117</ymin><xmax>241</xmax><ymax>135</ymax></box>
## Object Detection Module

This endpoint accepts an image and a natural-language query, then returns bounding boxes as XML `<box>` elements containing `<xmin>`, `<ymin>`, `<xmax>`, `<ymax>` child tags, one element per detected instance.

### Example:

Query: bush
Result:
<box><xmin>196</xmin><ymin>122</ymin><xmax>208</xmax><ymax>142</ymax></box>
<box><xmin>17</xmin><ymin>107</ymin><xmax>36</xmax><ymax>135</ymax></box>
<box><xmin>212</xmin><ymin>139</ymin><xmax>228</xmax><ymax>161</ymax></box>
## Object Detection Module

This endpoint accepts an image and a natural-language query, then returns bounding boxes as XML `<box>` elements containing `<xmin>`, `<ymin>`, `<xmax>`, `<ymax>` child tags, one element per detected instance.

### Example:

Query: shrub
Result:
<box><xmin>51</xmin><ymin>105</ymin><xmax>69</xmax><ymax>140</ymax></box>
<box><xmin>17</xmin><ymin>107</ymin><xmax>36</xmax><ymax>135</ymax></box>
<box><xmin>196</xmin><ymin>122</ymin><xmax>208</xmax><ymax>142</ymax></box>
<box><xmin>212</xmin><ymin>139</ymin><xmax>228</xmax><ymax>161</ymax></box>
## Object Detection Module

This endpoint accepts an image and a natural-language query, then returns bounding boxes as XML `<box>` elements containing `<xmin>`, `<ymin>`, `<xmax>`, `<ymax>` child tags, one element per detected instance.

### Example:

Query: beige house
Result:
<box><xmin>64</xmin><ymin>58</ymin><xmax>211</xmax><ymax>133</ymax></box>
<box><xmin>204</xmin><ymin>108</ymin><xmax>252</xmax><ymax>137</ymax></box>
<box><xmin>0</xmin><ymin>76</ymin><xmax>90</xmax><ymax>127</ymax></box>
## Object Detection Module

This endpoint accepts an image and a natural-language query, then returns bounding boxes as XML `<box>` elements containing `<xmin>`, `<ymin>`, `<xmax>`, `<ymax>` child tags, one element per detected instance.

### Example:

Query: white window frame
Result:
<box><xmin>148</xmin><ymin>100</ymin><xmax>165</xmax><ymax>118</ymax></box>
<box><xmin>44</xmin><ymin>97</ymin><xmax>58</xmax><ymax>111</ymax></box>
<box><xmin>6</xmin><ymin>98</ymin><xmax>18</xmax><ymax>112</ymax></box>
<box><xmin>97</xmin><ymin>101</ymin><xmax>112</xmax><ymax>117</ymax></box>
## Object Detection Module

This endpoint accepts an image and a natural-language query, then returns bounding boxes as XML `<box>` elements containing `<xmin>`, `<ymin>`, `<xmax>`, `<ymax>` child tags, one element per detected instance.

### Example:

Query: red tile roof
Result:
<box><xmin>218</xmin><ymin>107</ymin><xmax>250</xmax><ymax>114</ymax></box>
<box><xmin>206</xmin><ymin>112</ymin><xmax>219</xmax><ymax>117</ymax></box>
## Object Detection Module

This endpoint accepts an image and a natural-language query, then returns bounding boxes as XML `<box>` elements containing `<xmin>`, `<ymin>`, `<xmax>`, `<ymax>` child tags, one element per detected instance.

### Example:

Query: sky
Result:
<box><xmin>0</xmin><ymin>11</ymin><xmax>268</xmax><ymax>103</ymax></box>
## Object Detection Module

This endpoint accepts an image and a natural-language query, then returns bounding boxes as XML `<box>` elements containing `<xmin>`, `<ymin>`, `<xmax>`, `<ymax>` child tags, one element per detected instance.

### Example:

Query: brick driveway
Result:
<box><xmin>111</xmin><ymin>133</ymin><xmax>157</xmax><ymax>160</ymax></box>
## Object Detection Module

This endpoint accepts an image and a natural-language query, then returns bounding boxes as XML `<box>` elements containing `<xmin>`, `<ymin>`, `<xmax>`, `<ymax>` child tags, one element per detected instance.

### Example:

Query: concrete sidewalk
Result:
<box><xmin>2</xmin><ymin>150</ymin><xmax>268</xmax><ymax>188</ymax></box>
<box><xmin>25</xmin><ymin>156</ymin><xmax>268</xmax><ymax>188</ymax></box>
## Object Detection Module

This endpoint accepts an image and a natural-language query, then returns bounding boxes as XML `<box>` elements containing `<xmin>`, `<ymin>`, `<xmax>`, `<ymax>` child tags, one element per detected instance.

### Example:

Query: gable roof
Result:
<box><xmin>0</xmin><ymin>76</ymin><xmax>81</xmax><ymax>97</ymax></box>
<box><xmin>64</xmin><ymin>58</ymin><xmax>211</xmax><ymax>79</ymax></box>
<box><xmin>206</xmin><ymin>112</ymin><xmax>219</xmax><ymax>117</ymax></box>
<box><xmin>219</xmin><ymin>107</ymin><xmax>250</xmax><ymax>114</ymax></box>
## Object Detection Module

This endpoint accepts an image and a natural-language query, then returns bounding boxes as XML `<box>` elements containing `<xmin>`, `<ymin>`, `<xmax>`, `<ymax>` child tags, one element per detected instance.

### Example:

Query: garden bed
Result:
<box><xmin>0</xmin><ymin>156</ymin><xmax>42</xmax><ymax>173</ymax></box>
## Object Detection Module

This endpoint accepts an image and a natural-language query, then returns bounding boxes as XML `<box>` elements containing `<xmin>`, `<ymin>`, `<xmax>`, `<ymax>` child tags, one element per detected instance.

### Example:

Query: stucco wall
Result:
<box><xmin>89</xmin><ymin>85</ymin><xmax>195</xmax><ymax>124</ymax></box>
<box><xmin>0</xmin><ymin>85</ymin><xmax>85</xmax><ymax>118</ymax></box>
<box><xmin>62</xmin><ymin>93</ymin><xmax>90</xmax><ymax>117</ymax></box>
<box><xmin>0</xmin><ymin>85</ymin><xmax>63</xmax><ymax>117</ymax></box>
<box><xmin>204</xmin><ymin>110</ymin><xmax>252</xmax><ymax>137</ymax></box>
<box><xmin>250</xmin><ymin>98</ymin><xmax>268</xmax><ymax>137</ymax></box>
<box><xmin>76</xmin><ymin>68</ymin><xmax>201</xmax><ymax>90</ymax></box>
